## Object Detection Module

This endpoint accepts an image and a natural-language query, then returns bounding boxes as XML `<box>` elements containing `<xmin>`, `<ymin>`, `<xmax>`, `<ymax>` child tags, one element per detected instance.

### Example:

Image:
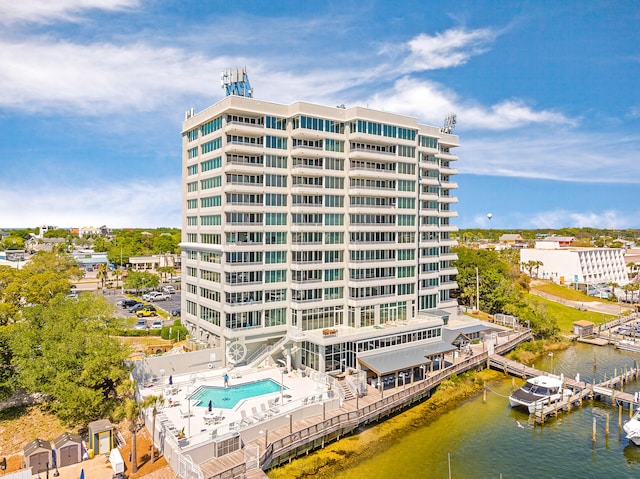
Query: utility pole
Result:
<box><xmin>476</xmin><ymin>266</ymin><xmax>480</xmax><ymax>312</ymax></box>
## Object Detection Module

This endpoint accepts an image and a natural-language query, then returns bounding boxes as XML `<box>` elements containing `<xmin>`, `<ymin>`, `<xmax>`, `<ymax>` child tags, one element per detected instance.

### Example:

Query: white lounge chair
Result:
<box><xmin>267</xmin><ymin>399</ymin><xmax>280</xmax><ymax>413</ymax></box>
<box><xmin>260</xmin><ymin>403</ymin><xmax>274</xmax><ymax>417</ymax></box>
<box><xmin>252</xmin><ymin>406</ymin><xmax>267</xmax><ymax>420</ymax></box>
<box><xmin>180</xmin><ymin>409</ymin><xmax>194</xmax><ymax>418</ymax></box>
<box><xmin>240</xmin><ymin>409</ymin><xmax>254</xmax><ymax>425</ymax></box>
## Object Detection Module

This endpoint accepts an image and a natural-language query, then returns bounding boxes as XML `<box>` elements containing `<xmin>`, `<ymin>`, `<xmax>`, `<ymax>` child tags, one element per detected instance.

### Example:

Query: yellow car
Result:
<box><xmin>136</xmin><ymin>306</ymin><xmax>157</xmax><ymax>317</ymax></box>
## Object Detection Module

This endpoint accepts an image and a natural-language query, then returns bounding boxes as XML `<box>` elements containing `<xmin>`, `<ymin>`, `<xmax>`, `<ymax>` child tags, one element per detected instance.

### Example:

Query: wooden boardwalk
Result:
<box><xmin>198</xmin><ymin>330</ymin><xmax>533</xmax><ymax>479</ymax></box>
<box><xmin>489</xmin><ymin>355</ymin><xmax>640</xmax><ymax>424</ymax></box>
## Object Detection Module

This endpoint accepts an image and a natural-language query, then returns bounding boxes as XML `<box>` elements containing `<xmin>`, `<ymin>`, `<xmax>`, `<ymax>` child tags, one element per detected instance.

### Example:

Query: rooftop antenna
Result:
<box><xmin>221</xmin><ymin>67</ymin><xmax>253</xmax><ymax>98</ymax></box>
<box><xmin>441</xmin><ymin>113</ymin><xmax>457</xmax><ymax>134</ymax></box>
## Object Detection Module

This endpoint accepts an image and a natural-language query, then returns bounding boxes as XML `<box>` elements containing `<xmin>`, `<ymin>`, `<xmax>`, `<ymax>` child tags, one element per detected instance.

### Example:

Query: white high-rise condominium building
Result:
<box><xmin>181</xmin><ymin>94</ymin><xmax>460</xmax><ymax>374</ymax></box>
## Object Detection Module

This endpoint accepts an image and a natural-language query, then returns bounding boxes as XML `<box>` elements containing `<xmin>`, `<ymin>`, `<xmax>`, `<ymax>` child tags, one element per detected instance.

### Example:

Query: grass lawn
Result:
<box><xmin>525</xmin><ymin>292</ymin><xmax>615</xmax><ymax>334</ymax></box>
<box><xmin>533</xmin><ymin>281</ymin><xmax>605</xmax><ymax>302</ymax></box>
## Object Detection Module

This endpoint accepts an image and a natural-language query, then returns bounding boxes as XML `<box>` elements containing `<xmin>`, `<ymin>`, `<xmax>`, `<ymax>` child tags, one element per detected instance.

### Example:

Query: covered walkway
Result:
<box><xmin>358</xmin><ymin>341</ymin><xmax>456</xmax><ymax>391</ymax></box>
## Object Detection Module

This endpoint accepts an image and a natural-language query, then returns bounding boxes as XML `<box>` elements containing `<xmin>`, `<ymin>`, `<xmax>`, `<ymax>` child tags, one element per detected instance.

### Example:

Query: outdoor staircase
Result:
<box><xmin>338</xmin><ymin>378</ymin><xmax>355</xmax><ymax>401</ymax></box>
<box><xmin>115</xmin><ymin>430</ymin><xmax>126</xmax><ymax>447</ymax></box>
<box><xmin>246</xmin><ymin>336</ymin><xmax>289</xmax><ymax>368</ymax></box>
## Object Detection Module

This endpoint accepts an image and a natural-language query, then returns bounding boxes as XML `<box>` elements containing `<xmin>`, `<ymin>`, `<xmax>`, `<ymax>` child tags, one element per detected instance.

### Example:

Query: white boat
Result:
<box><xmin>509</xmin><ymin>375</ymin><xmax>572</xmax><ymax>413</ymax></box>
<box><xmin>624</xmin><ymin>409</ymin><xmax>640</xmax><ymax>445</ymax></box>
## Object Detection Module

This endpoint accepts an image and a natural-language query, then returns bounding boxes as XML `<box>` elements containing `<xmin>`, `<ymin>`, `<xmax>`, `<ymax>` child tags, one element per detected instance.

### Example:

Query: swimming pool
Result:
<box><xmin>190</xmin><ymin>378</ymin><xmax>284</xmax><ymax>409</ymax></box>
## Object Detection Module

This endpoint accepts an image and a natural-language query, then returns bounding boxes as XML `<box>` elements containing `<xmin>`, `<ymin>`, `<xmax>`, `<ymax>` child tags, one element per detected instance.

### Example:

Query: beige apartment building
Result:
<box><xmin>181</xmin><ymin>94</ymin><xmax>460</xmax><ymax>374</ymax></box>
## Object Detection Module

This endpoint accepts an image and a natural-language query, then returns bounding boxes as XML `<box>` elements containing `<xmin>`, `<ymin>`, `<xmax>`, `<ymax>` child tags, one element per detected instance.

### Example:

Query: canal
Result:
<box><xmin>269</xmin><ymin>343</ymin><xmax>640</xmax><ymax>478</ymax></box>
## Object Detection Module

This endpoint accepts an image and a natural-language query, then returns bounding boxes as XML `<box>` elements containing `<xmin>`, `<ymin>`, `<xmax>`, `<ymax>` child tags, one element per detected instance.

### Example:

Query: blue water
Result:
<box><xmin>190</xmin><ymin>379</ymin><xmax>284</xmax><ymax>409</ymax></box>
<box><xmin>271</xmin><ymin>343</ymin><xmax>640</xmax><ymax>478</ymax></box>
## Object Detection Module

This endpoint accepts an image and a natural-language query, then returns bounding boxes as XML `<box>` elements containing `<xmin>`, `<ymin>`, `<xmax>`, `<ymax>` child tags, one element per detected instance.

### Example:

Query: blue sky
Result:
<box><xmin>0</xmin><ymin>0</ymin><xmax>638</xmax><ymax>230</ymax></box>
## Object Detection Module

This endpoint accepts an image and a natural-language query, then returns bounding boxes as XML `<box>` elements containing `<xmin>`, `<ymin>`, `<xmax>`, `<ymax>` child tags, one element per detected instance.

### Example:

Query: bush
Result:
<box><xmin>160</xmin><ymin>324</ymin><xmax>188</xmax><ymax>341</ymax></box>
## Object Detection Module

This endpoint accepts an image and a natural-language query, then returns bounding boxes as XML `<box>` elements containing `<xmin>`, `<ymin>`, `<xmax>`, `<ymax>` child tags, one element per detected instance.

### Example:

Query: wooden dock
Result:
<box><xmin>199</xmin><ymin>330</ymin><xmax>533</xmax><ymax>479</ymax></box>
<box><xmin>490</xmin><ymin>355</ymin><xmax>640</xmax><ymax>424</ymax></box>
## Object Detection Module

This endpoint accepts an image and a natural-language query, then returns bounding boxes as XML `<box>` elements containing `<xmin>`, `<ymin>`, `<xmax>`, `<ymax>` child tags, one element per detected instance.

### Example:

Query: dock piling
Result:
<box><xmin>619</xmin><ymin>405</ymin><xmax>623</xmax><ymax>428</ymax></box>
<box><xmin>592</xmin><ymin>417</ymin><xmax>596</xmax><ymax>443</ymax></box>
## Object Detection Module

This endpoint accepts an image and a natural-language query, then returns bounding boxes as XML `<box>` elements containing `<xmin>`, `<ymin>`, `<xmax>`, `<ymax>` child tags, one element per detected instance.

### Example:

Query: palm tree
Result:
<box><xmin>532</xmin><ymin>260</ymin><xmax>544</xmax><ymax>279</ymax></box>
<box><xmin>628</xmin><ymin>262</ymin><xmax>638</xmax><ymax>280</ymax></box>
<box><xmin>117</xmin><ymin>379</ymin><xmax>155</xmax><ymax>474</ymax></box>
<box><xmin>147</xmin><ymin>394</ymin><xmax>164</xmax><ymax>464</ymax></box>
<box><xmin>112</xmin><ymin>269</ymin><xmax>122</xmax><ymax>289</ymax></box>
<box><xmin>96</xmin><ymin>263</ymin><xmax>109</xmax><ymax>289</ymax></box>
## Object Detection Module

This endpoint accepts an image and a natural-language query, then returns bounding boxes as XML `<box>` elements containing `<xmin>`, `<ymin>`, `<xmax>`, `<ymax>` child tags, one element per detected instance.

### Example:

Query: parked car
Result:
<box><xmin>171</xmin><ymin>307</ymin><xmax>181</xmax><ymax>317</ymax></box>
<box><xmin>120</xmin><ymin>299</ymin><xmax>139</xmax><ymax>309</ymax></box>
<box><xmin>133</xmin><ymin>319</ymin><xmax>148</xmax><ymax>330</ymax></box>
<box><xmin>142</xmin><ymin>291</ymin><xmax>158</xmax><ymax>301</ymax></box>
<box><xmin>150</xmin><ymin>320</ymin><xmax>163</xmax><ymax>329</ymax></box>
<box><xmin>136</xmin><ymin>305</ymin><xmax>157</xmax><ymax>317</ymax></box>
<box><xmin>162</xmin><ymin>285</ymin><xmax>176</xmax><ymax>294</ymax></box>
<box><xmin>128</xmin><ymin>302</ymin><xmax>146</xmax><ymax>313</ymax></box>
<box><xmin>150</xmin><ymin>292</ymin><xmax>170</xmax><ymax>301</ymax></box>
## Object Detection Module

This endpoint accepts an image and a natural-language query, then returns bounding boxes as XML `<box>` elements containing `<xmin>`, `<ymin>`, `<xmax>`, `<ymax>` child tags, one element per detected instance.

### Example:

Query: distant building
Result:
<box><xmin>129</xmin><ymin>254</ymin><xmax>181</xmax><ymax>271</ymax></box>
<box><xmin>71</xmin><ymin>251</ymin><xmax>110</xmax><ymax>269</ymax></box>
<box><xmin>520</xmin><ymin>247</ymin><xmax>628</xmax><ymax>287</ymax></box>
<box><xmin>534</xmin><ymin>235</ymin><xmax>575</xmax><ymax>249</ymax></box>
<box><xmin>499</xmin><ymin>234</ymin><xmax>526</xmax><ymax>248</ymax></box>
<box><xmin>625</xmin><ymin>248</ymin><xmax>640</xmax><ymax>280</ymax></box>
<box><xmin>38</xmin><ymin>225</ymin><xmax>58</xmax><ymax>239</ymax></box>
<box><xmin>76</xmin><ymin>225</ymin><xmax>112</xmax><ymax>237</ymax></box>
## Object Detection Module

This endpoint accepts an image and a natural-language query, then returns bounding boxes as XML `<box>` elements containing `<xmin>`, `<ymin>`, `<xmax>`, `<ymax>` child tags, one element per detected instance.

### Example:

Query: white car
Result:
<box><xmin>162</xmin><ymin>285</ymin><xmax>176</xmax><ymax>294</ymax></box>
<box><xmin>143</xmin><ymin>291</ymin><xmax>169</xmax><ymax>301</ymax></box>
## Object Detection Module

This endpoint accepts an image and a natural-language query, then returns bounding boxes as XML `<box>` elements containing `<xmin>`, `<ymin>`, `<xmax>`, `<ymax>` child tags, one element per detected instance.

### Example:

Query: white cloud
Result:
<box><xmin>526</xmin><ymin>209</ymin><xmax>637</xmax><ymax>229</ymax></box>
<box><xmin>0</xmin><ymin>38</ymin><xmax>225</xmax><ymax>113</ymax></box>
<box><xmin>0</xmin><ymin>177</ymin><xmax>181</xmax><ymax>228</ymax></box>
<box><xmin>364</xmin><ymin>77</ymin><xmax>574</xmax><ymax>130</ymax></box>
<box><xmin>401</xmin><ymin>28</ymin><xmax>496</xmax><ymax>72</ymax></box>
<box><xmin>462</xmin><ymin>132</ymin><xmax>640</xmax><ymax>183</ymax></box>
<box><xmin>0</xmin><ymin>0</ymin><xmax>140</xmax><ymax>25</ymax></box>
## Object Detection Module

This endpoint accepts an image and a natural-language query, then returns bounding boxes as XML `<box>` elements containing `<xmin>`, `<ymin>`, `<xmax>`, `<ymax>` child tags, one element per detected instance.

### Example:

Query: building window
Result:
<box><xmin>201</xmin><ymin>138</ymin><xmax>222</xmax><ymax>154</ymax></box>
<box><xmin>200</xmin><ymin>215</ymin><xmax>221</xmax><ymax>226</ymax></box>
<box><xmin>201</xmin><ymin>157</ymin><xmax>222</xmax><ymax>171</ymax></box>
<box><xmin>265</xmin><ymin>135</ymin><xmax>287</xmax><ymax>149</ymax></box>
<box><xmin>266</xmin><ymin>213</ymin><xmax>287</xmax><ymax>225</ymax></box>
<box><xmin>201</xmin><ymin>117</ymin><xmax>222</xmax><ymax>136</ymax></box>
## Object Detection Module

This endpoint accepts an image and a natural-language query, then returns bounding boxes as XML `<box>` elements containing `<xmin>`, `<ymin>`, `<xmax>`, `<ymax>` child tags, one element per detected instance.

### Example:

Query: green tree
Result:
<box><xmin>0</xmin><ymin>326</ymin><xmax>15</xmax><ymax>399</ymax></box>
<box><xmin>453</xmin><ymin>246</ymin><xmax>526</xmax><ymax>314</ymax></box>
<box><xmin>153</xmin><ymin>233</ymin><xmax>178</xmax><ymax>255</ymax></box>
<box><xmin>11</xmin><ymin>295</ymin><xmax>130</xmax><ymax>424</ymax></box>
<box><xmin>123</xmin><ymin>270</ymin><xmax>159</xmax><ymax>294</ymax></box>
<box><xmin>0</xmin><ymin>235</ymin><xmax>25</xmax><ymax>250</ymax></box>
<box><xmin>156</xmin><ymin>266</ymin><xmax>176</xmax><ymax>283</ymax></box>
<box><xmin>519</xmin><ymin>296</ymin><xmax>560</xmax><ymax>339</ymax></box>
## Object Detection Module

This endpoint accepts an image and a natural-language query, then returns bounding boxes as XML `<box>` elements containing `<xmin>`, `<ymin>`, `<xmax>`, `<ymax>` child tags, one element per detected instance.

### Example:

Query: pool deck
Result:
<box><xmin>139</xmin><ymin>366</ymin><xmax>330</xmax><ymax>448</ymax></box>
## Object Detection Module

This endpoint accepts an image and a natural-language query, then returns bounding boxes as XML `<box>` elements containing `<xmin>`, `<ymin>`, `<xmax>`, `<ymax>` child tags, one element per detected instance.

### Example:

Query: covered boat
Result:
<box><xmin>509</xmin><ymin>375</ymin><xmax>572</xmax><ymax>413</ymax></box>
<box><xmin>624</xmin><ymin>409</ymin><xmax>640</xmax><ymax>445</ymax></box>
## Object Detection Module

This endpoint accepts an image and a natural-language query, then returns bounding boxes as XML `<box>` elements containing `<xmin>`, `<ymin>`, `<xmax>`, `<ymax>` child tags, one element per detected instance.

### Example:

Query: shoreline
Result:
<box><xmin>267</xmin><ymin>368</ymin><xmax>503</xmax><ymax>479</ymax></box>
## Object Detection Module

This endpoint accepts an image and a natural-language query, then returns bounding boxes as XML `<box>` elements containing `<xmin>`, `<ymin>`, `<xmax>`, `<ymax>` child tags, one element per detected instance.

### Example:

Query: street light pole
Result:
<box><xmin>280</xmin><ymin>368</ymin><xmax>284</xmax><ymax>405</ymax></box>
<box><xmin>286</xmin><ymin>414</ymin><xmax>292</xmax><ymax>434</ymax></box>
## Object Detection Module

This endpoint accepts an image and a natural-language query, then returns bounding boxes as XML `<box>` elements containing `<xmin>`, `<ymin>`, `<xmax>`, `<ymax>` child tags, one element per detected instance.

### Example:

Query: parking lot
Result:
<box><xmin>104</xmin><ymin>290</ymin><xmax>181</xmax><ymax>328</ymax></box>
